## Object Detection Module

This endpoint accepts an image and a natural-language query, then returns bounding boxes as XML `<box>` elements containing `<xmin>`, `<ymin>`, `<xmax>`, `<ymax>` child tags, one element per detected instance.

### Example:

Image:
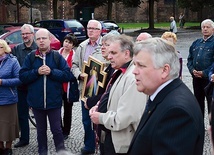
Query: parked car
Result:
<box><xmin>0</xmin><ymin>24</ymin><xmax>13</xmax><ymax>35</ymax></box>
<box><xmin>0</xmin><ymin>26</ymin><xmax>61</xmax><ymax>50</ymax></box>
<box><xmin>100</xmin><ymin>20</ymin><xmax>121</xmax><ymax>36</ymax></box>
<box><xmin>34</xmin><ymin>19</ymin><xmax>86</xmax><ymax>43</ymax></box>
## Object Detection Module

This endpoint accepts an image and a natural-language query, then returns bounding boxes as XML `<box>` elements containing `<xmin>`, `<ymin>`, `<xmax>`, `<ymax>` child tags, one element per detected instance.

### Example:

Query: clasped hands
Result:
<box><xmin>89</xmin><ymin>105</ymin><xmax>100</xmax><ymax>124</ymax></box>
<box><xmin>38</xmin><ymin>65</ymin><xmax>51</xmax><ymax>75</ymax></box>
<box><xmin>193</xmin><ymin>70</ymin><xmax>203</xmax><ymax>78</ymax></box>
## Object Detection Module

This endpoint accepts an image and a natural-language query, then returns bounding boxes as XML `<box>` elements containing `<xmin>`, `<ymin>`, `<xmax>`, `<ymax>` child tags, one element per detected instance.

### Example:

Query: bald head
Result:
<box><xmin>136</xmin><ymin>32</ymin><xmax>152</xmax><ymax>42</ymax></box>
<box><xmin>35</xmin><ymin>28</ymin><xmax>51</xmax><ymax>53</ymax></box>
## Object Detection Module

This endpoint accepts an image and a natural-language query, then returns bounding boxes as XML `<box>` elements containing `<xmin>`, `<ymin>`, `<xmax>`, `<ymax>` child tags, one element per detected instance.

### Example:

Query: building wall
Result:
<box><xmin>0</xmin><ymin>0</ymin><xmax>204</xmax><ymax>24</ymax></box>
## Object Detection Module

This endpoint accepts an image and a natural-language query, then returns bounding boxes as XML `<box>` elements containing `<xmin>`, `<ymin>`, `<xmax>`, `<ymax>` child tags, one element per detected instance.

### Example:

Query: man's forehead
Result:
<box><xmin>36</xmin><ymin>30</ymin><xmax>48</xmax><ymax>35</ymax></box>
<box><xmin>88</xmin><ymin>22</ymin><xmax>97</xmax><ymax>27</ymax></box>
<box><xmin>202</xmin><ymin>23</ymin><xmax>212</xmax><ymax>27</ymax></box>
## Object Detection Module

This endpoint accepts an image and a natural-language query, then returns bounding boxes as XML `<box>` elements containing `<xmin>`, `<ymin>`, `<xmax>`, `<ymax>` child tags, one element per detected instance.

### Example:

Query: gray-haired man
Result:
<box><xmin>12</xmin><ymin>24</ymin><xmax>37</xmax><ymax>147</ymax></box>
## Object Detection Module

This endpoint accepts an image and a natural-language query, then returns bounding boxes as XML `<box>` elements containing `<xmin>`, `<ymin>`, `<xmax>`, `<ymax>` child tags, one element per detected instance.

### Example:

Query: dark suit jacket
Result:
<box><xmin>128</xmin><ymin>78</ymin><xmax>204</xmax><ymax>155</ymax></box>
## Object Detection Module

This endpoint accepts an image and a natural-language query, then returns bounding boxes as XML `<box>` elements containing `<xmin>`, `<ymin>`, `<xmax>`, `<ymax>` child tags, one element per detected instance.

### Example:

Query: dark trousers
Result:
<box><xmin>103</xmin><ymin>132</ymin><xmax>127</xmax><ymax>155</ymax></box>
<box><xmin>193</xmin><ymin>77</ymin><xmax>212</xmax><ymax>117</ymax></box>
<box><xmin>62</xmin><ymin>92</ymin><xmax>73</xmax><ymax>136</ymax></box>
<box><xmin>81</xmin><ymin>101</ymin><xmax>95</xmax><ymax>151</ymax></box>
<box><xmin>17</xmin><ymin>90</ymin><xmax>29</xmax><ymax>143</ymax></box>
<box><xmin>33</xmin><ymin>108</ymin><xmax>65</xmax><ymax>155</ymax></box>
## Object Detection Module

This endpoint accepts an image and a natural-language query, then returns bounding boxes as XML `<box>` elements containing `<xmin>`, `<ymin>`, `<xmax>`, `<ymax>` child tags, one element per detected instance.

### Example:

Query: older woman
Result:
<box><xmin>0</xmin><ymin>39</ymin><xmax>21</xmax><ymax>155</ymax></box>
<box><xmin>161</xmin><ymin>32</ymin><xmax>183</xmax><ymax>79</ymax></box>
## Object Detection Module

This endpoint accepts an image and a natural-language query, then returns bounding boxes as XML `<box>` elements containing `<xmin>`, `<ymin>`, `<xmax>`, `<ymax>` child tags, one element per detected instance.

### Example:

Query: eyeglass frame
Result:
<box><xmin>21</xmin><ymin>32</ymin><xmax>33</xmax><ymax>36</ymax></box>
<box><xmin>87</xmin><ymin>27</ymin><xmax>101</xmax><ymax>31</ymax></box>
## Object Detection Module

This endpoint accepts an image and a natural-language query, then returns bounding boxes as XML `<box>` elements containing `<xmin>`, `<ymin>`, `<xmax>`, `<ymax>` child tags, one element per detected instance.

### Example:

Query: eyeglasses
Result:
<box><xmin>21</xmin><ymin>32</ymin><xmax>33</xmax><ymax>36</ymax></box>
<box><xmin>36</xmin><ymin>37</ymin><xmax>48</xmax><ymax>41</ymax></box>
<box><xmin>87</xmin><ymin>27</ymin><xmax>101</xmax><ymax>31</ymax></box>
<box><xmin>100</xmin><ymin>43</ymin><xmax>110</xmax><ymax>47</ymax></box>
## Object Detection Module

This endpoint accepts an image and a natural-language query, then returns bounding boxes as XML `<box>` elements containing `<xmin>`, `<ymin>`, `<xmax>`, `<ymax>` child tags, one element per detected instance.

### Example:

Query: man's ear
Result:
<box><xmin>161</xmin><ymin>64</ymin><xmax>170</xmax><ymax>78</ymax></box>
<box><xmin>124</xmin><ymin>50</ymin><xmax>131</xmax><ymax>58</ymax></box>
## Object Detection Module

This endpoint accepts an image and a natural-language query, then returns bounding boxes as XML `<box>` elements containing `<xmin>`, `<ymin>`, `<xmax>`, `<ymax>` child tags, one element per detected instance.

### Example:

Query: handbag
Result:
<box><xmin>68</xmin><ymin>79</ymin><xmax>80</xmax><ymax>102</ymax></box>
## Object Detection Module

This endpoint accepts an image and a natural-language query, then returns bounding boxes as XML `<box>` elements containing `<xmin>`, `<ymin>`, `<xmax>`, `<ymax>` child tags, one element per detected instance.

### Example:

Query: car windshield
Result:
<box><xmin>3</xmin><ymin>31</ymin><xmax>22</xmax><ymax>44</ymax></box>
<box><xmin>65</xmin><ymin>21</ymin><xmax>83</xmax><ymax>28</ymax></box>
<box><xmin>0</xmin><ymin>29</ymin><xmax>56</xmax><ymax>45</ymax></box>
<box><xmin>103</xmin><ymin>22</ymin><xmax>118</xmax><ymax>28</ymax></box>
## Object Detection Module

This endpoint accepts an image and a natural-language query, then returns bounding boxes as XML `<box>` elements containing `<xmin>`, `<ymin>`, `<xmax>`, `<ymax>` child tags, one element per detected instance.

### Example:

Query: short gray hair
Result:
<box><xmin>88</xmin><ymin>20</ymin><xmax>102</xmax><ymax>30</ymax></box>
<box><xmin>134</xmin><ymin>37</ymin><xmax>180</xmax><ymax>79</ymax></box>
<box><xmin>201</xmin><ymin>19</ymin><xmax>214</xmax><ymax>29</ymax></box>
<box><xmin>102</xmin><ymin>33</ymin><xmax>117</xmax><ymax>42</ymax></box>
<box><xmin>21</xmin><ymin>24</ymin><xmax>34</xmax><ymax>33</ymax></box>
<box><xmin>106</xmin><ymin>34</ymin><xmax>134</xmax><ymax>57</ymax></box>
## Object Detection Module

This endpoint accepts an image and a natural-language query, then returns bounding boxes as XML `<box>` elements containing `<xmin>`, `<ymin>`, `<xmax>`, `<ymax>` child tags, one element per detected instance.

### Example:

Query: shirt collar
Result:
<box><xmin>120</xmin><ymin>60</ymin><xmax>132</xmax><ymax>74</ymax></box>
<box><xmin>88</xmin><ymin>37</ymin><xmax>101</xmax><ymax>46</ymax></box>
<box><xmin>150</xmin><ymin>79</ymin><xmax>173</xmax><ymax>101</ymax></box>
<box><xmin>21</xmin><ymin>41</ymin><xmax>37</xmax><ymax>50</ymax></box>
<box><xmin>35</xmin><ymin>49</ymin><xmax>51</xmax><ymax>58</ymax></box>
<box><xmin>202</xmin><ymin>35</ymin><xmax>213</xmax><ymax>42</ymax></box>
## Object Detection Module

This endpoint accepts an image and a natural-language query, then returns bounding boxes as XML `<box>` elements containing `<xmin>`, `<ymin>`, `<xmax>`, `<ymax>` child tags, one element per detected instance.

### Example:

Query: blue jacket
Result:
<box><xmin>0</xmin><ymin>54</ymin><xmax>21</xmax><ymax>105</ymax></box>
<box><xmin>19</xmin><ymin>49</ymin><xmax>72</xmax><ymax>110</ymax></box>
<box><xmin>187</xmin><ymin>35</ymin><xmax>214</xmax><ymax>78</ymax></box>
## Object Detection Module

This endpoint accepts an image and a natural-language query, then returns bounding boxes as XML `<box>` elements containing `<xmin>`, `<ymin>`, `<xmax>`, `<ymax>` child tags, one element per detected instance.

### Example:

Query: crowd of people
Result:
<box><xmin>0</xmin><ymin>18</ymin><xmax>213</xmax><ymax>155</ymax></box>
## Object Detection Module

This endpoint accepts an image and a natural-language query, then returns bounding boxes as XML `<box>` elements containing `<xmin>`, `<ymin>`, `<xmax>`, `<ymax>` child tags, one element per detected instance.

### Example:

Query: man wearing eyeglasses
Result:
<box><xmin>12</xmin><ymin>24</ymin><xmax>37</xmax><ymax>148</ymax></box>
<box><xmin>19</xmin><ymin>28</ymin><xmax>72</xmax><ymax>155</ymax></box>
<box><xmin>72</xmin><ymin>19</ymin><xmax>108</xmax><ymax>155</ymax></box>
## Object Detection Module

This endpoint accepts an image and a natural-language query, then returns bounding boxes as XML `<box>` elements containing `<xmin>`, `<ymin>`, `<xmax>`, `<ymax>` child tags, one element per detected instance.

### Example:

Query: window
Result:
<box><xmin>5</xmin><ymin>31</ymin><xmax>22</xmax><ymax>44</ymax></box>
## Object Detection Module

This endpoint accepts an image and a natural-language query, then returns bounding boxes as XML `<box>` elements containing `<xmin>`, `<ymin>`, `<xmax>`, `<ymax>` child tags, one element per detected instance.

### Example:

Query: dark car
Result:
<box><xmin>0</xmin><ymin>24</ymin><xmax>13</xmax><ymax>35</ymax></box>
<box><xmin>100</xmin><ymin>20</ymin><xmax>121</xmax><ymax>36</ymax></box>
<box><xmin>34</xmin><ymin>19</ymin><xmax>86</xmax><ymax>43</ymax></box>
<box><xmin>0</xmin><ymin>26</ymin><xmax>61</xmax><ymax>50</ymax></box>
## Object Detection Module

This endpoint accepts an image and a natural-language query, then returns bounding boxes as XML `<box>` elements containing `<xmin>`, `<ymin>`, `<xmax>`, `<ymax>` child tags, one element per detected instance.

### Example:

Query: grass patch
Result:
<box><xmin>118</xmin><ymin>22</ymin><xmax>200</xmax><ymax>29</ymax></box>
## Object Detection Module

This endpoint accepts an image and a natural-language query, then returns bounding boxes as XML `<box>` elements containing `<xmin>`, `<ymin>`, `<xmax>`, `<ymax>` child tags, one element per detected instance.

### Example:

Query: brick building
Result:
<box><xmin>0</xmin><ymin>0</ymin><xmax>211</xmax><ymax>24</ymax></box>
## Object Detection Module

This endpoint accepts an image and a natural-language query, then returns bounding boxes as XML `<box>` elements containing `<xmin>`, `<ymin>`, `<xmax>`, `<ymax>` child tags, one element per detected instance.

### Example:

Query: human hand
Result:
<box><xmin>79</xmin><ymin>73</ymin><xmax>85</xmax><ymax>80</ymax></box>
<box><xmin>89</xmin><ymin>105</ymin><xmax>98</xmax><ymax>115</ymax></box>
<box><xmin>193</xmin><ymin>70</ymin><xmax>202</xmax><ymax>78</ymax></box>
<box><xmin>38</xmin><ymin>65</ymin><xmax>51</xmax><ymax>75</ymax></box>
<box><xmin>90</xmin><ymin>112</ymin><xmax>100</xmax><ymax>124</ymax></box>
<box><xmin>82</xmin><ymin>97</ymin><xmax>89</xmax><ymax>109</ymax></box>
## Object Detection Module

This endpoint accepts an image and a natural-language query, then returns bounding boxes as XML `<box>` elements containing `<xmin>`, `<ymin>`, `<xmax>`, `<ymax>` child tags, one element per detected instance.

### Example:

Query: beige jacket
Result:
<box><xmin>99</xmin><ymin>61</ymin><xmax>147</xmax><ymax>153</ymax></box>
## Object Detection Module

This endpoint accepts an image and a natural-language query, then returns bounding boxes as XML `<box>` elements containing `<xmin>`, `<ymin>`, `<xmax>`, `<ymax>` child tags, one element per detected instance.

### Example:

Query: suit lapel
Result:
<box><xmin>129</xmin><ymin>78</ymin><xmax>183</xmax><ymax>148</ymax></box>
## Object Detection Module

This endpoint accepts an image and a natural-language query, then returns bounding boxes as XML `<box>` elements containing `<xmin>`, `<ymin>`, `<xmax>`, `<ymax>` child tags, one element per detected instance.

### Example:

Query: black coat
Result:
<box><xmin>128</xmin><ymin>78</ymin><xmax>204</xmax><ymax>155</ymax></box>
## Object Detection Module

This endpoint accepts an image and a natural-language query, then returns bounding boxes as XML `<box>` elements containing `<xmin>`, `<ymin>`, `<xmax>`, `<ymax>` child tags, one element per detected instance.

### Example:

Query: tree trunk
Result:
<box><xmin>107</xmin><ymin>0</ymin><xmax>113</xmax><ymax>20</ymax></box>
<box><xmin>148</xmin><ymin>0</ymin><xmax>154</xmax><ymax>29</ymax></box>
<box><xmin>16</xmin><ymin>0</ymin><xmax>20</xmax><ymax>22</ymax></box>
<box><xmin>53</xmin><ymin>0</ymin><xmax>58</xmax><ymax>19</ymax></box>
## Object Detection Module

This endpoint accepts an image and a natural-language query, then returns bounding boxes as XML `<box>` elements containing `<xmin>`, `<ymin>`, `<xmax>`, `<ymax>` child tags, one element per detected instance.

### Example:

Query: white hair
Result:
<box><xmin>201</xmin><ymin>19</ymin><xmax>214</xmax><ymax>28</ymax></box>
<box><xmin>134</xmin><ymin>37</ymin><xmax>180</xmax><ymax>79</ymax></box>
<box><xmin>88</xmin><ymin>19</ymin><xmax>102</xmax><ymax>30</ymax></box>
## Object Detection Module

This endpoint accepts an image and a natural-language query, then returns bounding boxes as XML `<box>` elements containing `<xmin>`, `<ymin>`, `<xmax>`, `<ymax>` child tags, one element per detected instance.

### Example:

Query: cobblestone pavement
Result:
<box><xmin>12</xmin><ymin>29</ymin><xmax>212</xmax><ymax>155</ymax></box>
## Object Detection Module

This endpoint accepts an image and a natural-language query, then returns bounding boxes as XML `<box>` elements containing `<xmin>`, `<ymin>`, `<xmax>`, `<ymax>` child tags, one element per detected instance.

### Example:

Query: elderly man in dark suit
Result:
<box><xmin>128</xmin><ymin>38</ymin><xmax>204</xmax><ymax>155</ymax></box>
